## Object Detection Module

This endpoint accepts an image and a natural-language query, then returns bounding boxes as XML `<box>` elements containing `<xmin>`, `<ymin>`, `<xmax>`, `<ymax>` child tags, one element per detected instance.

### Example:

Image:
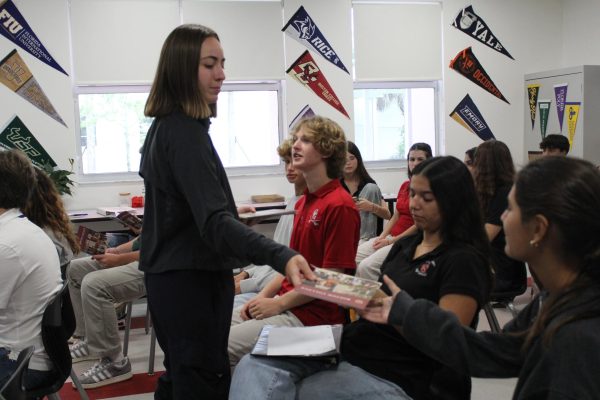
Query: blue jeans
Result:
<box><xmin>0</xmin><ymin>348</ymin><xmax>56</xmax><ymax>390</ymax></box>
<box><xmin>229</xmin><ymin>354</ymin><xmax>412</xmax><ymax>400</ymax></box>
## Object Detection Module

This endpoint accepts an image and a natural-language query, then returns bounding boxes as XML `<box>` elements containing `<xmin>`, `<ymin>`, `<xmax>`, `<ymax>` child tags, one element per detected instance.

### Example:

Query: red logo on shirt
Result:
<box><xmin>308</xmin><ymin>209</ymin><xmax>320</xmax><ymax>227</ymax></box>
<box><xmin>415</xmin><ymin>260</ymin><xmax>435</xmax><ymax>277</ymax></box>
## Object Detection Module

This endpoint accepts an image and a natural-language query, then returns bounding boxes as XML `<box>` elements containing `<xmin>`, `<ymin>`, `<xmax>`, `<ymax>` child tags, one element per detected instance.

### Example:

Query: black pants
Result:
<box><xmin>145</xmin><ymin>269</ymin><xmax>234</xmax><ymax>400</ymax></box>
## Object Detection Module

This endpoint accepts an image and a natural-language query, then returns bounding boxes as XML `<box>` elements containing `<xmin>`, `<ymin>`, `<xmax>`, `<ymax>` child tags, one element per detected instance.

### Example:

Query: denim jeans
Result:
<box><xmin>229</xmin><ymin>354</ymin><xmax>412</xmax><ymax>400</ymax></box>
<box><xmin>0</xmin><ymin>348</ymin><xmax>56</xmax><ymax>390</ymax></box>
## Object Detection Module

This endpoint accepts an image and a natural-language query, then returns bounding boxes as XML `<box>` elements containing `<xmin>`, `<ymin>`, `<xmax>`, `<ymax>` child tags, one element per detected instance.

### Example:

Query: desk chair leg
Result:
<box><xmin>145</xmin><ymin>302</ymin><xmax>151</xmax><ymax>334</ymax></box>
<box><xmin>71</xmin><ymin>369</ymin><xmax>90</xmax><ymax>400</ymax></box>
<box><xmin>483</xmin><ymin>303</ymin><xmax>502</xmax><ymax>333</ymax></box>
<box><xmin>122</xmin><ymin>301</ymin><xmax>133</xmax><ymax>357</ymax></box>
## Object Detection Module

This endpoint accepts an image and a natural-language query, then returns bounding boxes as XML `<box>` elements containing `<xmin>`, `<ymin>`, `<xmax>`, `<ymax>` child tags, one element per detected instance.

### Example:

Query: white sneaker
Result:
<box><xmin>77</xmin><ymin>357</ymin><xmax>133</xmax><ymax>389</ymax></box>
<box><xmin>69</xmin><ymin>340</ymin><xmax>96</xmax><ymax>363</ymax></box>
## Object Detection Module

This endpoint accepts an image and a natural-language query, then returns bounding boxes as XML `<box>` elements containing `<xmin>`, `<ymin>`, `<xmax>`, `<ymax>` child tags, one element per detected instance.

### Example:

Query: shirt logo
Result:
<box><xmin>415</xmin><ymin>260</ymin><xmax>435</xmax><ymax>277</ymax></box>
<box><xmin>308</xmin><ymin>208</ymin><xmax>320</xmax><ymax>227</ymax></box>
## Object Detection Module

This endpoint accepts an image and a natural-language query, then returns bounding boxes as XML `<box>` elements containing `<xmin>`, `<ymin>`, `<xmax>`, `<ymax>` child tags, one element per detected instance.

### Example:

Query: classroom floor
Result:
<box><xmin>58</xmin><ymin>293</ymin><xmax>532</xmax><ymax>400</ymax></box>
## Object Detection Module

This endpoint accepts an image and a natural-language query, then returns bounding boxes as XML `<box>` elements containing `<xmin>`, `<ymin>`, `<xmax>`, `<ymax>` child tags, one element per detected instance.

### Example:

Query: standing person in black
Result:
<box><xmin>365</xmin><ymin>156</ymin><xmax>600</xmax><ymax>399</ymax></box>
<box><xmin>473</xmin><ymin>140</ymin><xmax>527</xmax><ymax>295</ymax></box>
<box><xmin>139</xmin><ymin>24</ymin><xmax>313</xmax><ymax>400</ymax></box>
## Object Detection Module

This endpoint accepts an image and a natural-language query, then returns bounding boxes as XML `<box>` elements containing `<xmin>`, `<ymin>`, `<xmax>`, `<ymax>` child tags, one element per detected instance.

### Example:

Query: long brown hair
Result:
<box><xmin>516</xmin><ymin>157</ymin><xmax>600</xmax><ymax>348</ymax></box>
<box><xmin>473</xmin><ymin>140</ymin><xmax>515</xmax><ymax>212</ymax></box>
<box><xmin>145</xmin><ymin>24</ymin><xmax>219</xmax><ymax>119</ymax></box>
<box><xmin>22</xmin><ymin>168</ymin><xmax>80</xmax><ymax>254</ymax></box>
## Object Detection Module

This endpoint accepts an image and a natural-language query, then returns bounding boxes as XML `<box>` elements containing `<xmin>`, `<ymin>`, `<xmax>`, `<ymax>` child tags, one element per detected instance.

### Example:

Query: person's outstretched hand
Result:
<box><xmin>285</xmin><ymin>254</ymin><xmax>316</xmax><ymax>287</ymax></box>
<box><xmin>358</xmin><ymin>275</ymin><xmax>401</xmax><ymax>324</ymax></box>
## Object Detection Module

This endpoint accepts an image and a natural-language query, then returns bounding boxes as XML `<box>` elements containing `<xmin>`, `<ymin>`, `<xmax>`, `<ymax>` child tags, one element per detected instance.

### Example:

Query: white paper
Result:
<box><xmin>266</xmin><ymin>325</ymin><xmax>336</xmax><ymax>356</ymax></box>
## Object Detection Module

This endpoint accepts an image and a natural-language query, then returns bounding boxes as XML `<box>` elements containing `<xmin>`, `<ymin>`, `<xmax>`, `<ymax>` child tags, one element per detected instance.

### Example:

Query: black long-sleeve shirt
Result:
<box><xmin>138</xmin><ymin>111</ymin><xmax>296</xmax><ymax>274</ymax></box>
<box><xmin>389</xmin><ymin>287</ymin><xmax>600</xmax><ymax>399</ymax></box>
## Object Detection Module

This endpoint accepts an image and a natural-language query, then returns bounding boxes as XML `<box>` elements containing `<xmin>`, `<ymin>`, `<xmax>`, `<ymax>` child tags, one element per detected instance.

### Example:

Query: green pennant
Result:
<box><xmin>0</xmin><ymin>115</ymin><xmax>56</xmax><ymax>168</ymax></box>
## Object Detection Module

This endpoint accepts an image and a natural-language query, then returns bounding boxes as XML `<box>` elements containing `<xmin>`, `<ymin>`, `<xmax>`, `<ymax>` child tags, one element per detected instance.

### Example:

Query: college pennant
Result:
<box><xmin>553</xmin><ymin>83</ymin><xmax>568</xmax><ymax>132</ymax></box>
<box><xmin>450</xmin><ymin>47</ymin><xmax>509</xmax><ymax>104</ymax></box>
<box><xmin>282</xmin><ymin>6</ymin><xmax>349</xmax><ymax>74</ymax></box>
<box><xmin>287</xmin><ymin>50</ymin><xmax>350</xmax><ymax>119</ymax></box>
<box><xmin>289</xmin><ymin>104</ymin><xmax>315</xmax><ymax>129</ymax></box>
<box><xmin>527</xmin><ymin>84</ymin><xmax>540</xmax><ymax>129</ymax></box>
<box><xmin>0</xmin><ymin>0</ymin><xmax>68</xmax><ymax>75</ymax></box>
<box><xmin>538</xmin><ymin>99</ymin><xmax>551</xmax><ymax>140</ymax></box>
<box><xmin>0</xmin><ymin>115</ymin><xmax>56</xmax><ymax>168</ymax></box>
<box><xmin>564</xmin><ymin>102</ymin><xmax>580</xmax><ymax>146</ymax></box>
<box><xmin>451</xmin><ymin>5</ymin><xmax>514</xmax><ymax>60</ymax></box>
<box><xmin>449</xmin><ymin>94</ymin><xmax>495</xmax><ymax>141</ymax></box>
<box><xmin>0</xmin><ymin>49</ymin><xmax>67</xmax><ymax>126</ymax></box>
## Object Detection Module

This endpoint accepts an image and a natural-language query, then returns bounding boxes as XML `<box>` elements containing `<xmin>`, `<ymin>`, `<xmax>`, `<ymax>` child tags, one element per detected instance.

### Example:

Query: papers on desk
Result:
<box><xmin>96</xmin><ymin>206</ymin><xmax>136</xmax><ymax>216</ymax></box>
<box><xmin>238</xmin><ymin>208</ymin><xmax>295</xmax><ymax>223</ymax></box>
<box><xmin>252</xmin><ymin>325</ymin><xmax>342</xmax><ymax>361</ymax></box>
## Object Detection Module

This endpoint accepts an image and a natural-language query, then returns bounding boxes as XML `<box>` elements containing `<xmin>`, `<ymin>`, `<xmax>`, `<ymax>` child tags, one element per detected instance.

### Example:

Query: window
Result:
<box><xmin>353</xmin><ymin>82</ymin><xmax>439</xmax><ymax>162</ymax></box>
<box><xmin>75</xmin><ymin>82</ymin><xmax>283</xmax><ymax>180</ymax></box>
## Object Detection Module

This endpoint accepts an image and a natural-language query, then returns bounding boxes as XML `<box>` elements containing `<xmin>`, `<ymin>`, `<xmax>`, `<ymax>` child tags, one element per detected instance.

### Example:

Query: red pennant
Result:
<box><xmin>286</xmin><ymin>50</ymin><xmax>350</xmax><ymax>118</ymax></box>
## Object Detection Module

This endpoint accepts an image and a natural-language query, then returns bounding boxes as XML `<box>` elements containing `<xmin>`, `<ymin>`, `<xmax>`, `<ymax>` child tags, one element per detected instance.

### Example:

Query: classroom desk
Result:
<box><xmin>382</xmin><ymin>193</ymin><xmax>397</xmax><ymax>215</ymax></box>
<box><xmin>69</xmin><ymin>202</ymin><xmax>287</xmax><ymax>231</ymax></box>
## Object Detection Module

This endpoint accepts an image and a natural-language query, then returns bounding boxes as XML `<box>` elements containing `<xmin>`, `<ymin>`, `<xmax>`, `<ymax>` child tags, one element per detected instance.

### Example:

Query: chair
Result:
<box><xmin>25</xmin><ymin>283</ymin><xmax>89</xmax><ymax>400</ymax></box>
<box><xmin>0</xmin><ymin>346</ymin><xmax>35</xmax><ymax>400</ymax></box>
<box><xmin>122</xmin><ymin>298</ymin><xmax>158</xmax><ymax>375</ymax></box>
<box><xmin>483</xmin><ymin>286</ymin><xmax>527</xmax><ymax>334</ymax></box>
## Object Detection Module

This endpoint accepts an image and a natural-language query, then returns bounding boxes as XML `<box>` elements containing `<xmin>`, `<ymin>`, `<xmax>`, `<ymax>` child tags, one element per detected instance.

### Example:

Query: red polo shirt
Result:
<box><xmin>278</xmin><ymin>178</ymin><xmax>360</xmax><ymax>326</ymax></box>
<box><xmin>390</xmin><ymin>180</ymin><xmax>414</xmax><ymax>237</ymax></box>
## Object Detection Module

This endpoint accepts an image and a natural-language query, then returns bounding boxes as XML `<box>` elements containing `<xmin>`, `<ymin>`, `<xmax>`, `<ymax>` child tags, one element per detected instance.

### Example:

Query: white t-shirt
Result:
<box><xmin>0</xmin><ymin>209</ymin><xmax>62</xmax><ymax>370</ymax></box>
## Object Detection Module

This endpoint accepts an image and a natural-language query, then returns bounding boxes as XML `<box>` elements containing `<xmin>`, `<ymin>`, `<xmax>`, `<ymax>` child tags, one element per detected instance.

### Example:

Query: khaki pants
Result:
<box><xmin>67</xmin><ymin>257</ymin><xmax>145</xmax><ymax>358</ymax></box>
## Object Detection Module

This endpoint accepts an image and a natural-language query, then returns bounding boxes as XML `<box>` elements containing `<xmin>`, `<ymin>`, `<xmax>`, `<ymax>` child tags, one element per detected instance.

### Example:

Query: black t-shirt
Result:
<box><xmin>486</xmin><ymin>185</ymin><xmax>527</xmax><ymax>293</ymax></box>
<box><xmin>341</xmin><ymin>233</ymin><xmax>491</xmax><ymax>398</ymax></box>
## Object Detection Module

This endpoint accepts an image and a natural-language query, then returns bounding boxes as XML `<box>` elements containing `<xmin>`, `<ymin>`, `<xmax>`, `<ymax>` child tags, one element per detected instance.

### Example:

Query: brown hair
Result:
<box><xmin>290</xmin><ymin>116</ymin><xmax>347</xmax><ymax>179</ymax></box>
<box><xmin>22</xmin><ymin>168</ymin><xmax>80</xmax><ymax>254</ymax></box>
<box><xmin>145</xmin><ymin>24</ymin><xmax>220</xmax><ymax>119</ymax></box>
<box><xmin>473</xmin><ymin>140</ymin><xmax>515</xmax><ymax>212</ymax></box>
<box><xmin>0</xmin><ymin>149</ymin><xmax>36</xmax><ymax>209</ymax></box>
<box><xmin>277</xmin><ymin>138</ymin><xmax>294</xmax><ymax>161</ymax></box>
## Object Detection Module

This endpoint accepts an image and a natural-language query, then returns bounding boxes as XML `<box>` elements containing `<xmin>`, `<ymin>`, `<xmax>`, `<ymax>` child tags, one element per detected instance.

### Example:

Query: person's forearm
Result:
<box><xmin>389</xmin><ymin>292</ymin><xmax>524</xmax><ymax>378</ymax></box>
<box><xmin>115</xmin><ymin>239</ymin><xmax>135</xmax><ymax>254</ymax></box>
<box><xmin>379</xmin><ymin>212</ymin><xmax>399</xmax><ymax>238</ymax></box>
<box><xmin>117</xmin><ymin>251</ymin><xmax>140</xmax><ymax>264</ymax></box>
<box><xmin>276</xmin><ymin>290</ymin><xmax>314</xmax><ymax>311</ymax></box>
<box><xmin>388</xmin><ymin>225</ymin><xmax>417</xmax><ymax>244</ymax></box>
<box><xmin>371</xmin><ymin>200</ymin><xmax>391</xmax><ymax>220</ymax></box>
<box><xmin>255</xmin><ymin>274</ymin><xmax>286</xmax><ymax>298</ymax></box>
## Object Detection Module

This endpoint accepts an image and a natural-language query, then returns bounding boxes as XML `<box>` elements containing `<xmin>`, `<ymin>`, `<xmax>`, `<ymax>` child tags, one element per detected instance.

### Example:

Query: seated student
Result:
<box><xmin>539</xmin><ymin>133</ymin><xmax>569</xmax><ymax>156</ymax></box>
<box><xmin>23</xmin><ymin>168</ymin><xmax>79</xmax><ymax>275</ymax></box>
<box><xmin>364</xmin><ymin>156</ymin><xmax>600</xmax><ymax>399</ymax></box>
<box><xmin>355</xmin><ymin>142</ymin><xmax>432</xmax><ymax>281</ymax></box>
<box><xmin>341</xmin><ymin>141</ymin><xmax>390</xmax><ymax>242</ymax></box>
<box><xmin>230</xmin><ymin>156</ymin><xmax>492</xmax><ymax>400</ymax></box>
<box><xmin>464</xmin><ymin>146</ymin><xmax>476</xmax><ymax>174</ymax></box>
<box><xmin>0</xmin><ymin>150</ymin><xmax>62</xmax><ymax>390</ymax></box>
<box><xmin>228</xmin><ymin>116</ymin><xmax>360</xmax><ymax>368</ymax></box>
<box><xmin>234</xmin><ymin>139</ymin><xmax>307</xmax><ymax>309</ymax></box>
<box><xmin>67</xmin><ymin>237</ymin><xmax>143</xmax><ymax>388</ymax></box>
<box><xmin>473</xmin><ymin>140</ymin><xmax>527</xmax><ymax>295</ymax></box>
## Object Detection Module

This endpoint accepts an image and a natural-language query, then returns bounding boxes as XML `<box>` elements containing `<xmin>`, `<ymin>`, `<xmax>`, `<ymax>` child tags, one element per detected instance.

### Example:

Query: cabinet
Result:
<box><xmin>524</xmin><ymin>66</ymin><xmax>600</xmax><ymax>164</ymax></box>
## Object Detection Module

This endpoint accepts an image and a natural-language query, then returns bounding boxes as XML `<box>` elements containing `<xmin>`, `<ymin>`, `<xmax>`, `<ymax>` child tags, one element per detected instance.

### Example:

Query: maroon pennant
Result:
<box><xmin>449</xmin><ymin>47</ymin><xmax>509</xmax><ymax>104</ymax></box>
<box><xmin>286</xmin><ymin>50</ymin><xmax>350</xmax><ymax>118</ymax></box>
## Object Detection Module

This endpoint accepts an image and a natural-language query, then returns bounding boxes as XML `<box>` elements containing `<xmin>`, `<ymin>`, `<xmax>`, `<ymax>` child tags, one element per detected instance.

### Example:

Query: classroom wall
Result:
<box><xmin>1</xmin><ymin>0</ymin><xmax>598</xmax><ymax>210</ymax></box>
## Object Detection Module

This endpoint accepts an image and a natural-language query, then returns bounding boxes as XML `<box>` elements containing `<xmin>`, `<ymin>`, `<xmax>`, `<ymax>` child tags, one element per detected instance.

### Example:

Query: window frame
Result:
<box><xmin>73</xmin><ymin>81</ymin><xmax>286</xmax><ymax>184</ymax></box>
<box><xmin>353</xmin><ymin>80</ymin><xmax>442</xmax><ymax>170</ymax></box>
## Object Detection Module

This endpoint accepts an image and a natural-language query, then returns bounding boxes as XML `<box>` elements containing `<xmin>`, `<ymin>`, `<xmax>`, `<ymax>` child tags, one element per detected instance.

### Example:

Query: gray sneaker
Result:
<box><xmin>77</xmin><ymin>357</ymin><xmax>133</xmax><ymax>389</ymax></box>
<box><xmin>69</xmin><ymin>340</ymin><xmax>95</xmax><ymax>363</ymax></box>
